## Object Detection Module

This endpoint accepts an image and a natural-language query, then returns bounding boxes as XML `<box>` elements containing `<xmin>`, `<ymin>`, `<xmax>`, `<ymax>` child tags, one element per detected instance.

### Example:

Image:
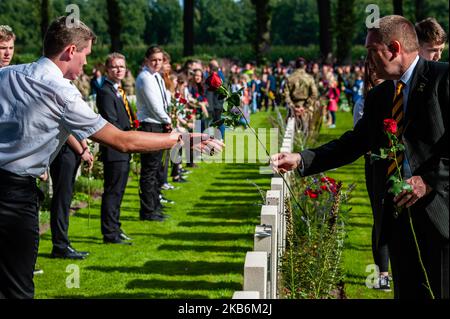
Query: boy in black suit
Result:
<box><xmin>96</xmin><ymin>53</ymin><xmax>136</xmax><ymax>244</ymax></box>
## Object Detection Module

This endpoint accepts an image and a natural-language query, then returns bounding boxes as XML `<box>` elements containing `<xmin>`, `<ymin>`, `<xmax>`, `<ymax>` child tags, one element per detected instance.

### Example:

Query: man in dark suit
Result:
<box><xmin>96</xmin><ymin>53</ymin><xmax>135</xmax><ymax>244</ymax></box>
<box><xmin>272</xmin><ymin>15</ymin><xmax>448</xmax><ymax>299</ymax></box>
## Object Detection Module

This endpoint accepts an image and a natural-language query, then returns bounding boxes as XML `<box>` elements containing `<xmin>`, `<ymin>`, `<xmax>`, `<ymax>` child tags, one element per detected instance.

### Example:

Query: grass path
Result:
<box><xmin>34</xmin><ymin>111</ymin><xmax>275</xmax><ymax>299</ymax></box>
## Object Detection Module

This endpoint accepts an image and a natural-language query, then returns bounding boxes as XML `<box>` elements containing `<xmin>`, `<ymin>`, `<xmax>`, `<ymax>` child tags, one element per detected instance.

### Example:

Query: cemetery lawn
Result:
<box><xmin>34</xmin><ymin>109</ymin><xmax>393</xmax><ymax>299</ymax></box>
<box><xmin>34</xmin><ymin>111</ymin><xmax>275</xmax><ymax>299</ymax></box>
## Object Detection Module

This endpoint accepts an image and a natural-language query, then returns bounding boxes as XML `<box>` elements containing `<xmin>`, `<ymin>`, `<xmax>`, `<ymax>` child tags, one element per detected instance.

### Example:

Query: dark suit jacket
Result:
<box><xmin>300</xmin><ymin>58</ymin><xmax>449</xmax><ymax>245</ymax></box>
<box><xmin>96</xmin><ymin>79</ymin><xmax>133</xmax><ymax>162</ymax></box>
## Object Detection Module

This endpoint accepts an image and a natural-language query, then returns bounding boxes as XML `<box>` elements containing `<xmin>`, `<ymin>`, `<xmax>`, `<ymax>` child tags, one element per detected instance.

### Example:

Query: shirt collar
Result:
<box><xmin>105</xmin><ymin>77</ymin><xmax>121</xmax><ymax>90</ymax></box>
<box><xmin>37</xmin><ymin>56</ymin><xmax>65</xmax><ymax>79</ymax></box>
<box><xmin>395</xmin><ymin>55</ymin><xmax>419</xmax><ymax>88</ymax></box>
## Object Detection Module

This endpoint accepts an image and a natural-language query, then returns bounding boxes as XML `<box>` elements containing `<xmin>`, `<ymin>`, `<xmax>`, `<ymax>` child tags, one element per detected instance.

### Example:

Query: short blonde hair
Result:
<box><xmin>105</xmin><ymin>52</ymin><xmax>126</xmax><ymax>68</ymax></box>
<box><xmin>0</xmin><ymin>25</ymin><xmax>16</xmax><ymax>42</ymax></box>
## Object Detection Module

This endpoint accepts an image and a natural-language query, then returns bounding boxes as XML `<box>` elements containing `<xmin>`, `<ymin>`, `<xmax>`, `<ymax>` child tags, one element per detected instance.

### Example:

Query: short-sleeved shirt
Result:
<box><xmin>0</xmin><ymin>57</ymin><xmax>107</xmax><ymax>177</ymax></box>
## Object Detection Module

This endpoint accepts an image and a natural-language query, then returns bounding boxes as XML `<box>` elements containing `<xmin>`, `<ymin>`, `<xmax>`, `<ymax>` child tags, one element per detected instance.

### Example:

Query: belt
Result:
<box><xmin>0</xmin><ymin>168</ymin><xmax>35</xmax><ymax>183</ymax></box>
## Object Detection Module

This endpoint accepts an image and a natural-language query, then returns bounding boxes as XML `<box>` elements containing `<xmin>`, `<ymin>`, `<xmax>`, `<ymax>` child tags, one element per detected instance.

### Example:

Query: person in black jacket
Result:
<box><xmin>96</xmin><ymin>53</ymin><xmax>136</xmax><ymax>244</ymax></box>
<box><xmin>272</xmin><ymin>15</ymin><xmax>448</xmax><ymax>299</ymax></box>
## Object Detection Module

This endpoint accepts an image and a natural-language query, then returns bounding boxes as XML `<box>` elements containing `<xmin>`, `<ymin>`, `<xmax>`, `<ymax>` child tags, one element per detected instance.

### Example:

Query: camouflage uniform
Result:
<box><xmin>72</xmin><ymin>73</ymin><xmax>91</xmax><ymax>100</ymax></box>
<box><xmin>283</xmin><ymin>68</ymin><xmax>318</xmax><ymax>136</ymax></box>
<box><xmin>122</xmin><ymin>71</ymin><xmax>135</xmax><ymax>96</ymax></box>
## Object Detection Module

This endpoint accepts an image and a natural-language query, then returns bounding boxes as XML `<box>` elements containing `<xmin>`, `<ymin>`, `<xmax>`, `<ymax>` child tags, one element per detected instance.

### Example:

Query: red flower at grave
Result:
<box><xmin>179</xmin><ymin>97</ymin><xmax>188</xmax><ymax>105</ymax></box>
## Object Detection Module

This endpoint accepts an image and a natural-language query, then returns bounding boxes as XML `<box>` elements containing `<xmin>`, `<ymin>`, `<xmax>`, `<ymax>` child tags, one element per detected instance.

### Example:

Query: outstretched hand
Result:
<box><xmin>178</xmin><ymin>133</ymin><xmax>225</xmax><ymax>156</ymax></box>
<box><xmin>270</xmin><ymin>152</ymin><xmax>301</xmax><ymax>174</ymax></box>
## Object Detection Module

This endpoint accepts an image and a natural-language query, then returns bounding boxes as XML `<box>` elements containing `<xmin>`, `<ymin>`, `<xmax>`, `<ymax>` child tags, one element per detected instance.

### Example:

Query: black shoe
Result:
<box><xmin>119</xmin><ymin>231</ymin><xmax>132</xmax><ymax>241</ymax></box>
<box><xmin>140</xmin><ymin>214</ymin><xmax>167</xmax><ymax>222</ymax></box>
<box><xmin>173</xmin><ymin>176</ymin><xmax>188</xmax><ymax>183</ymax></box>
<box><xmin>68</xmin><ymin>246</ymin><xmax>89</xmax><ymax>256</ymax></box>
<box><xmin>51</xmin><ymin>247</ymin><xmax>86</xmax><ymax>260</ymax></box>
<box><xmin>103</xmin><ymin>237</ymin><xmax>132</xmax><ymax>245</ymax></box>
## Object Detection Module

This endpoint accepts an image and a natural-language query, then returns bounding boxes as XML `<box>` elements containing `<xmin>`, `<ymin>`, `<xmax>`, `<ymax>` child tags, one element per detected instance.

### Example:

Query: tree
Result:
<box><xmin>335</xmin><ymin>0</ymin><xmax>355</xmax><ymax>65</ymax></box>
<box><xmin>415</xmin><ymin>0</ymin><xmax>426</xmax><ymax>21</ymax></box>
<box><xmin>106</xmin><ymin>0</ymin><xmax>123</xmax><ymax>52</ymax></box>
<box><xmin>317</xmin><ymin>0</ymin><xmax>332</xmax><ymax>64</ymax></box>
<box><xmin>183</xmin><ymin>0</ymin><xmax>194</xmax><ymax>56</ymax></box>
<box><xmin>251</xmin><ymin>0</ymin><xmax>271</xmax><ymax>65</ymax></box>
<box><xmin>393</xmin><ymin>0</ymin><xmax>403</xmax><ymax>15</ymax></box>
<box><xmin>40</xmin><ymin>0</ymin><xmax>50</xmax><ymax>41</ymax></box>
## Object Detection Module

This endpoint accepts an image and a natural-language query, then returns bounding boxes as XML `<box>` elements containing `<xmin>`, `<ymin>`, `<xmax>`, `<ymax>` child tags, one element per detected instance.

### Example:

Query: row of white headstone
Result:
<box><xmin>232</xmin><ymin>117</ymin><xmax>296</xmax><ymax>299</ymax></box>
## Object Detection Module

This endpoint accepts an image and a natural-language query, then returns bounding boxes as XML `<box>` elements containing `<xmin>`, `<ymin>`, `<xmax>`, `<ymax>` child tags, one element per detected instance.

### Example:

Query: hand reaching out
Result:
<box><xmin>270</xmin><ymin>152</ymin><xmax>301</xmax><ymax>174</ymax></box>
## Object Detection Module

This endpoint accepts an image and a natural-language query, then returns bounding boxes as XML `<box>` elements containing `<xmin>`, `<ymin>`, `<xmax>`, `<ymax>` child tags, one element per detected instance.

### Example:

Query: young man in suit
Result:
<box><xmin>96</xmin><ymin>53</ymin><xmax>135</xmax><ymax>244</ymax></box>
<box><xmin>272</xmin><ymin>15</ymin><xmax>448</xmax><ymax>299</ymax></box>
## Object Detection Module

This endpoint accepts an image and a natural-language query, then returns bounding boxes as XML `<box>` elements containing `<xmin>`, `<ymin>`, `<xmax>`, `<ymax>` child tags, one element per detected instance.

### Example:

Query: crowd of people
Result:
<box><xmin>0</xmin><ymin>14</ymin><xmax>448</xmax><ymax>300</ymax></box>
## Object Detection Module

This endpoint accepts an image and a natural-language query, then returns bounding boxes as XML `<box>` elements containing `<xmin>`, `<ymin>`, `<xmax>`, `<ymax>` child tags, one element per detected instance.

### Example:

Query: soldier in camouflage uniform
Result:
<box><xmin>283</xmin><ymin>57</ymin><xmax>318</xmax><ymax>137</ymax></box>
<box><xmin>122</xmin><ymin>69</ymin><xmax>135</xmax><ymax>96</ymax></box>
<box><xmin>72</xmin><ymin>69</ymin><xmax>91</xmax><ymax>100</ymax></box>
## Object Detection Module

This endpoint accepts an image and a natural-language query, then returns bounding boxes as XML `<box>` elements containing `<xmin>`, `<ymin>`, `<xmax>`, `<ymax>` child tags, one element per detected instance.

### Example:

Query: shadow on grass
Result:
<box><xmin>87</xmin><ymin>260</ymin><xmax>243</xmax><ymax>275</ymax></box>
<box><xmin>157</xmin><ymin>244</ymin><xmax>251</xmax><ymax>253</ymax></box>
<box><xmin>126</xmin><ymin>279</ymin><xmax>241</xmax><ymax>291</ymax></box>
<box><xmin>178</xmin><ymin>221</ymin><xmax>250</xmax><ymax>227</ymax></box>
<box><xmin>53</xmin><ymin>292</ymin><xmax>210</xmax><ymax>299</ymax></box>
<box><xmin>142</xmin><ymin>232</ymin><xmax>252</xmax><ymax>241</ymax></box>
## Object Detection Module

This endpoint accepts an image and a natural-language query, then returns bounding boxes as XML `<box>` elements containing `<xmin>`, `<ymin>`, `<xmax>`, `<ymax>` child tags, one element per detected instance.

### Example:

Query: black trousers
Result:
<box><xmin>101</xmin><ymin>161</ymin><xmax>130</xmax><ymax>241</ymax></box>
<box><xmin>49</xmin><ymin>145</ymin><xmax>81</xmax><ymax>251</ymax></box>
<box><xmin>385</xmin><ymin>203</ymin><xmax>449</xmax><ymax>299</ymax></box>
<box><xmin>364</xmin><ymin>155</ymin><xmax>390</xmax><ymax>273</ymax></box>
<box><xmin>0</xmin><ymin>169</ymin><xmax>40</xmax><ymax>299</ymax></box>
<box><xmin>139</xmin><ymin>123</ymin><xmax>163</xmax><ymax>218</ymax></box>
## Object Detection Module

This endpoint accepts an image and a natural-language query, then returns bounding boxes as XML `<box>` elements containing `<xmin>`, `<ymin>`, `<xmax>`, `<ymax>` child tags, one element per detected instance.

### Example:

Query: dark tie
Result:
<box><xmin>117</xmin><ymin>87</ymin><xmax>134</xmax><ymax>126</ymax></box>
<box><xmin>155</xmin><ymin>74</ymin><xmax>169</xmax><ymax>110</ymax></box>
<box><xmin>387</xmin><ymin>81</ymin><xmax>405</xmax><ymax>178</ymax></box>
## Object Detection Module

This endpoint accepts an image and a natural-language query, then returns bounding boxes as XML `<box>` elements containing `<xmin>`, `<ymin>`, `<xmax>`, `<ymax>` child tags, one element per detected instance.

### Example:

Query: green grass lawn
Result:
<box><xmin>34</xmin><ymin>109</ymin><xmax>392</xmax><ymax>299</ymax></box>
<box><xmin>315</xmin><ymin>111</ymin><xmax>393</xmax><ymax>299</ymax></box>
<box><xmin>34</xmin><ymin>111</ymin><xmax>276</xmax><ymax>299</ymax></box>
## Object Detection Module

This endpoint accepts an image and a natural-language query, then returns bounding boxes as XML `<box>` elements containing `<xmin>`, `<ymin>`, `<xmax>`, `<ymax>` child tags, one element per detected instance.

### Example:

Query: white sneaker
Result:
<box><xmin>161</xmin><ymin>183</ymin><xmax>175</xmax><ymax>190</ymax></box>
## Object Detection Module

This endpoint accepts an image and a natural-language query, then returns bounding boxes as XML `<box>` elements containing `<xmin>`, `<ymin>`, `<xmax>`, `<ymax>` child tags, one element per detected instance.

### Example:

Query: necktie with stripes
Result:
<box><xmin>386</xmin><ymin>81</ymin><xmax>405</xmax><ymax>178</ymax></box>
<box><xmin>117</xmin><ymin>87</ymin><xmax>134</xmax><ymax>127</ymax></box>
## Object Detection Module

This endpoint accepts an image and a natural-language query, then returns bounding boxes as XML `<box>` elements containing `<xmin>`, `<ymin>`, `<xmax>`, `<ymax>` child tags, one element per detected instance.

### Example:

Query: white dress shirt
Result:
<box><xmin>135</xmin><ymin>66</ymin><xmax>171</xmax><ymax>124</ymax></box>
<box><xmin>0</xmin><ymin>57</ymin><xmax>107</xmax><ymax>177</ymax></box>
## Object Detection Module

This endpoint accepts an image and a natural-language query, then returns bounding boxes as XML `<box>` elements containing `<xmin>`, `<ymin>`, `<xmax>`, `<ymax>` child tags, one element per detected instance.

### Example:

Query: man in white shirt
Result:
<box><xmin>135</xmin><ymin>46</ymin><xmax>172</xmax><ymax>221</ymax></box>
<box><xmin>0</xmin><ymin>17</ymin><xmax>222</xmax><ymax>299</ymax></box>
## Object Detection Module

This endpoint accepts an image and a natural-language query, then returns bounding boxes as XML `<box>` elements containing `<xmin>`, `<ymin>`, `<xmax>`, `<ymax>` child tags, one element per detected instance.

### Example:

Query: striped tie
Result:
<box><xmin>386</xmin><ymin>81</ymin><xmax>405</xmax><ymax>178</ymax></box>
<box><xmin>117</xmin><ymin>87</ymin><xmax>134</xmax><ymax>127</ymax></box>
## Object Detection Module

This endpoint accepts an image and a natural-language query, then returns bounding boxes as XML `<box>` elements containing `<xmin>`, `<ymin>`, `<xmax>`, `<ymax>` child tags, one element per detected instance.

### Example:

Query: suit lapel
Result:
<box><xmin>404</xmin><ymin>58</ymin><xmax>429</xmax><ymax>133</ymax></box>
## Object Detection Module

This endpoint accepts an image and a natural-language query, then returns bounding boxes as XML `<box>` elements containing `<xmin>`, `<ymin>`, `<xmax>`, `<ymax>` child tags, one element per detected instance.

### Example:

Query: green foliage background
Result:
<box><xmin>2</xmin><ymin>0</ymin><xmax>448</xmax><ymax>66</ymax></box>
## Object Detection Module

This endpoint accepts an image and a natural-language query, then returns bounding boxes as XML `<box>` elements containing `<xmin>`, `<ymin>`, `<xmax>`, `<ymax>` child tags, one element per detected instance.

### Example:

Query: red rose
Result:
<box><xmin>175</xmin><ymin>92</ymin><xmax>181</xmax><ymax>99</ymax></box>
<box><xmin>179</xmin><ymin>97</ymin><xmax>187</xmax><ymax>104</ymax></box>
<box><xmin>133</xmin><ymin>119</ymin><xmax>140</xmax><ymax>129</ymax></box>
<box><xmin>194</xmin><ymin>93</ymin><xmax>200</xmax><ymax>98</ymax></box>
<box><xmin>320</xmin><ymin>185</ymin><xmax>328</xmax><ymax>191</ymax></box>
<box><xmin>320</xmin><ymin>177</ymin><xmax>336</xmax><ymax>184</ymax></box>
<box><xmin>304</xmin><ymin>189</ymin><xmax>319</xmax><ymax>199</ymax></box>
<box><xmin>205</xmin><ymin>72</ymin><xmax>222</xmax><ymax>91</ymax></box>
<box><xmin>383</xmin><ymin>119</ymin><xmax>397</xmax><ymax>134</ymax></box>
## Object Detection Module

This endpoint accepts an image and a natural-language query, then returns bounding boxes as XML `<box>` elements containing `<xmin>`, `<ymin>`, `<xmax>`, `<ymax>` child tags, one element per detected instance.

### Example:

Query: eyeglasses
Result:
<box><xmin>109</xmin><ymin>65</ymin><xmax>126</xmax><ymax>70</ymax></box>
